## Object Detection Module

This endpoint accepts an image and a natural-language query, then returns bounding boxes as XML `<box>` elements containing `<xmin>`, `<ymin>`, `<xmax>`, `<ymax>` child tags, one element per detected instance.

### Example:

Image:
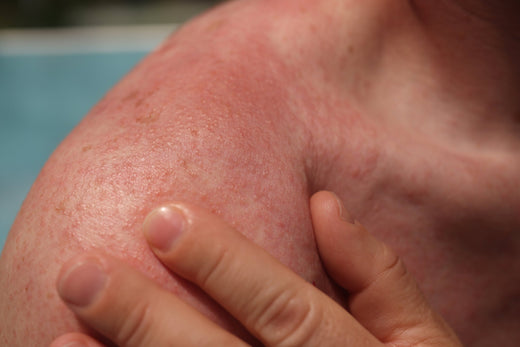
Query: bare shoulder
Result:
<box><xmin>0</xmin><ymin>2</ymin><xmax>332</xmax><ymax>345</ymax></box>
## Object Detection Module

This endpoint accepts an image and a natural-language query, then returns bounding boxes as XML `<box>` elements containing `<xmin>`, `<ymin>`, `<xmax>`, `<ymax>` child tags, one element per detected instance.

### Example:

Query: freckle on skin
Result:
<box><xmin>55</xmin><ymin>201</ymin><xmax>66</xmax><ymax>215</ymax></box>
<box><xmin>135</xmin><ymin>98</ymin><xmax>145</xmax><ymax>108</ymax></box>
<box><xmin>205</xmin><ymin>18</ymin><xmax>226</xmax><ymax>32</ymax></box>
<box><xmin>136</xmin><ymin>112</ymin><xmax>160</xmax><ymax>124</ymax></box>
<box><xmin>122</xmin><ymin>90</ymin><xmax>138</xmax><ymax>102</ymax></box>
<box><xmin>82</xmin><ymin>145</ymin><xmax>93</xmax><ymax>152</ymax></box>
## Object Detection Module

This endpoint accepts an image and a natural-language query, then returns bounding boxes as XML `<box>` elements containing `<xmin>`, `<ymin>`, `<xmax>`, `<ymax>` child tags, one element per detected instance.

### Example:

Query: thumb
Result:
<box><xmin>310</xmin><ymin>191</ymin><xmax>462</xmax><ymax>346</ymax></box>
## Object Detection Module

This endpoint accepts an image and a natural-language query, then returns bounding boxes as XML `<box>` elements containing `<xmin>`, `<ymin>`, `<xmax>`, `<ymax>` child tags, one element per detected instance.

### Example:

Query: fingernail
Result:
<box><xmin>58</xmin><ymin>257</ymin><xmax>107</xmax><ymax>307</ymax></box>
<box><xmin>143</xmin><ymin>205</ymin><xmax>186</xmax><ymax>252</ymax></box>
<box><xmin>62</xmin><ymin>341</ymin><xmax>87</xmax><ymax>347</ymax></box>
<box><xmin>332</xmin><ymin>193</ymin><xmax>355</xmax><ymax>224</ymax></box>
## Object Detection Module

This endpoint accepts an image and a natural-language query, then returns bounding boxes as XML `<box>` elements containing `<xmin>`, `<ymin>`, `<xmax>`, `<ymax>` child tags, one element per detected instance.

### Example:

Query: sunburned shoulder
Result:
<box><xmin>0</xmin><ymin>2</ymin><xmax>349</xmax><ymax>345</ymax></box>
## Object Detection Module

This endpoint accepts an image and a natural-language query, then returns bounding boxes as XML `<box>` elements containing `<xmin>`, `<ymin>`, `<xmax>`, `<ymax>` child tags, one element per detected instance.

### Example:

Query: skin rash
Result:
<box><xmin>1</xmin><ymin>0</ymin><xmax>520</xmax><ymax>346</ymax></box>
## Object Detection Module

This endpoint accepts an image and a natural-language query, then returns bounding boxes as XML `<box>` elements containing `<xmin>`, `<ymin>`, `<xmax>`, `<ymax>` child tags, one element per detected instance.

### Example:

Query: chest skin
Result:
<box><xmin>1</xmin><ymin>1</ymin><xmax>520</xmax><ymax>346</ymax></box>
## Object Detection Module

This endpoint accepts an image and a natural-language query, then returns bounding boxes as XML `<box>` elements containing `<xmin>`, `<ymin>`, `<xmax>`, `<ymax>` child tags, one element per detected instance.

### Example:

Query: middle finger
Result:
<box><xmin>143</xmin><ymin>203</ymin><xmax>381</xmax><ymax>347</ymax></box>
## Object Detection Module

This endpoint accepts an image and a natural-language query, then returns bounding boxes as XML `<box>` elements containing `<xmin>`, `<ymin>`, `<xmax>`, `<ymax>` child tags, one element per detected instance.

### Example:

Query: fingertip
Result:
<box><xmin>57</xmin><ymin>254</ymin><xmax>108</xmax><ymax>309</ymax></box>
<box><xmin>310</xmin><ymin>191</ymin><xmax>355</xmax><ymax>224</ymax></box>
<box><xmin>331</xmin><ymin>192</ymin><xmax>355</xmax><ymax>224</ymax></box>
<box><xmin>310</xmin><ymin>191</ymin><xmax>335</xmax><ymax>211</ymax></box>
<box><xmin>50</xmin><ymin>333</ymin><xmax>105</xmax><ymax>347</ymax></box>
<box><xmin>310</xmin><ymin>192</ymin><xmax>392</xmax><ymax>294</ymax></box>
<box><xmin>142</xmin><ymin>204</ymin><xmax>188</xmax><ymax>253</ymax></box>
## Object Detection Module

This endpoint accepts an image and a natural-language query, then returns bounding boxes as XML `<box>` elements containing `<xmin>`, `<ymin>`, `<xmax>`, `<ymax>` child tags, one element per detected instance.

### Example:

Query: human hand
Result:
<box><xmin>50</xmin><ymin>191</ymin><xmax>462</xmax><ymax>346</ymax></box>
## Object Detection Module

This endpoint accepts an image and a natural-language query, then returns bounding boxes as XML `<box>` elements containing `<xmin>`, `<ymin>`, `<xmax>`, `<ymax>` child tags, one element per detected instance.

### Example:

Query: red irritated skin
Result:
<box><xmin>1</xmin><ymin>0</ymin><xmax>520</xmax><ymax>346</ymax></box>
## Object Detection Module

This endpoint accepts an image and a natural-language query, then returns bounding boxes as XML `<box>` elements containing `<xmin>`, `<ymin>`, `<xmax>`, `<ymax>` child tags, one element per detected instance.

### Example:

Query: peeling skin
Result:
<box><xmin>1</xmin><ymin>0</ymin><xmax>520</xmax><ymax>346</ymax></box>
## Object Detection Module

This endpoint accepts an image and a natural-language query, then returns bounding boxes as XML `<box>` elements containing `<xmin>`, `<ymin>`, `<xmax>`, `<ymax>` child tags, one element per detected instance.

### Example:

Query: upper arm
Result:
<box><xmin>0</xmin><ymin>8</ymin><xmax>326</xmax><ymax>345</ymax></box>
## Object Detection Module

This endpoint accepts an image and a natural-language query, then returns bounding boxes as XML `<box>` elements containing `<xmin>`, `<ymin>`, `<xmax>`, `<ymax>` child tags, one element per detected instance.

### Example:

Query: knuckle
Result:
<box><xmin>195</xmin><ymin>246</ymin><xmax>231</xmax><ymax>289</ymax></box>
<box><xmin>250</xmin><ymin>287</ymin><xmax>322</xmax><ymax>346</ymax></box>
<box><xmin>114</xmin><ymin>299</ymin><xmax>154</xmax><ymax>347</ymax></box>
<box><xmin>377</xmin><ymin>245</ymin><xmax>408</xmax><ymax>284</ymax></box>
<box><xmin>357</xmin><ymin>245</ymin><xmax>409</xmax><ymax>293</ymax></box>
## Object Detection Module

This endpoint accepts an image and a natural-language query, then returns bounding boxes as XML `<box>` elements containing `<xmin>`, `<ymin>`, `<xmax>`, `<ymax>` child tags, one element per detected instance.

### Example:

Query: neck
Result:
<box><xmin>361</xmin><ymin>0</ymin><xmax>520</xmax><ymax>152</ymax></box>
<box><xmin>449</xmin><ymin>0</ymin><xmax>520</xmax><ymax>36</ymax></box>
<box><xmin>412</xmin><ymin>0</ymin><xmax>520</xmax><ymax>76</ymax></box>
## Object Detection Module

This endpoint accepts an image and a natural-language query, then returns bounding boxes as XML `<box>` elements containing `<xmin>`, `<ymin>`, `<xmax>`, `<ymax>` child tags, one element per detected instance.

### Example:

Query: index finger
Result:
<box><xmin>143</xmin><ymin>203</ymin><xmax>381</xmax><ymax>347</ymax></box>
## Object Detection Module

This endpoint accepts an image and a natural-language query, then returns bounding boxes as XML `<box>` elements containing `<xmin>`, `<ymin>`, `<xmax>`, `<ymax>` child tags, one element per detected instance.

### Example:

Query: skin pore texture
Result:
<box><xmin>0</xmin><ymin>0</ymin><xmax>519</xmax><ymax>346</ymax></box>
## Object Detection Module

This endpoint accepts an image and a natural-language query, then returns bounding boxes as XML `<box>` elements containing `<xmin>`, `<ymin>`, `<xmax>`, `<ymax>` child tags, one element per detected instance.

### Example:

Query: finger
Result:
<box><xmin>50</xmin><ymin>332</ymin><xmax>106</xmax><ymax>347</ymax></box>
<box><xmin>50</xmin><ymin>332</ymin><xmax>107</xmax><ymax>347</ymax></box>
<box><xmin>56</xmin><ymin>253</ymin><xmax>247</xmax><ymax>347</ymax></box>
<box><xmin>310</xmin><ymin>191</ymin><xmax>462</xmax><ymax>346</ymax></box>
<box><xmin>143</xmin><ymin>203</ymin><xmax>382</xmax><ymax>347</ymax></box>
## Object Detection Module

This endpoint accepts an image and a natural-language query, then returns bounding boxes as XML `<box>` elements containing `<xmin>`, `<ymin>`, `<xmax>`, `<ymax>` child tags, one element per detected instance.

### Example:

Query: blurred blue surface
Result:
<box><xmin>0</xmin><ymin>49</ymin><xmax>149</xmax><ymax>251</ymax></box>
